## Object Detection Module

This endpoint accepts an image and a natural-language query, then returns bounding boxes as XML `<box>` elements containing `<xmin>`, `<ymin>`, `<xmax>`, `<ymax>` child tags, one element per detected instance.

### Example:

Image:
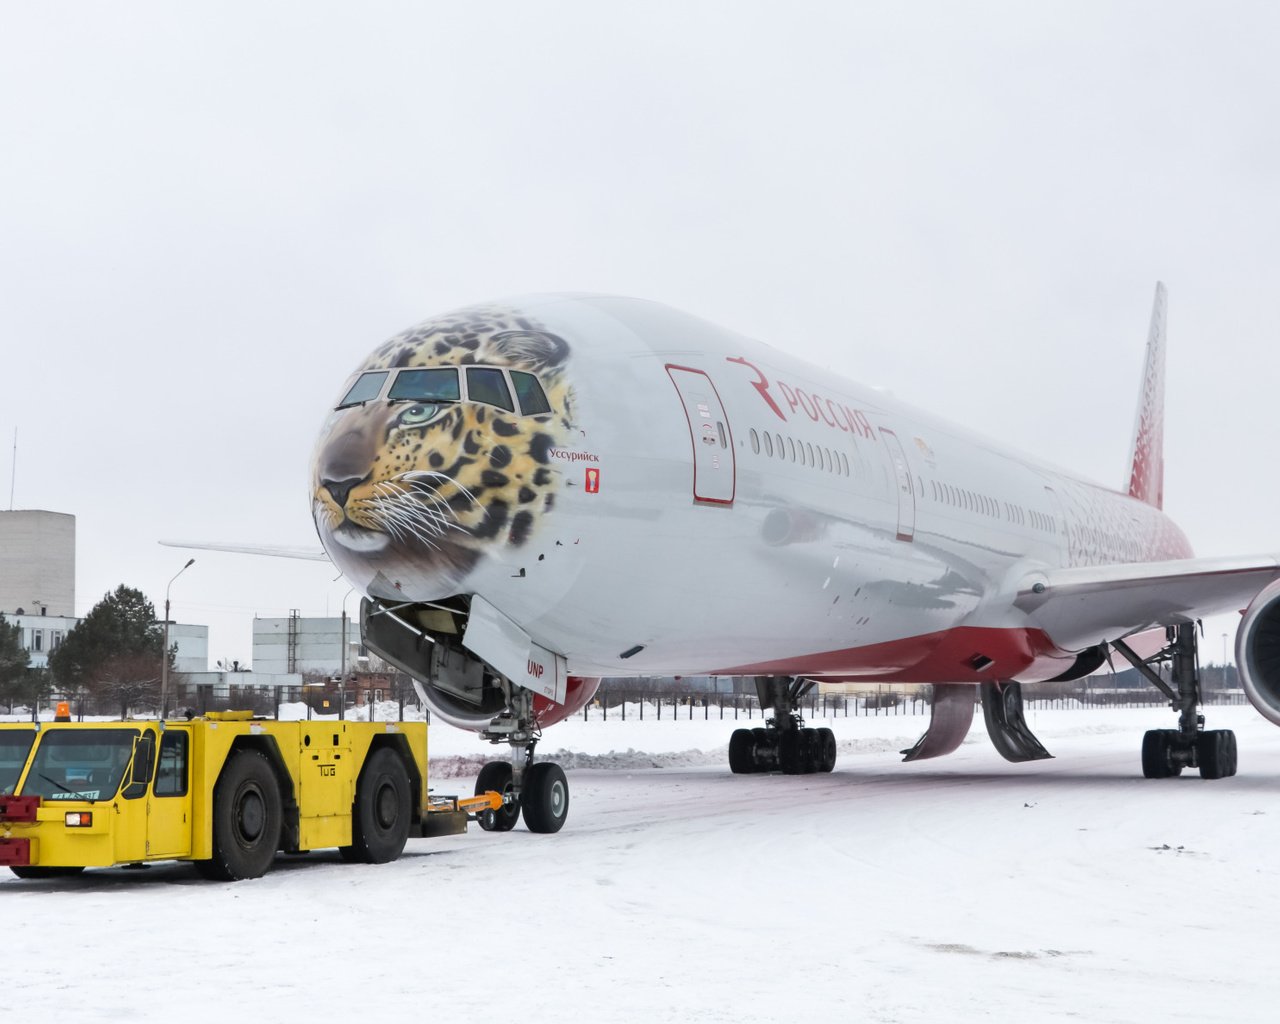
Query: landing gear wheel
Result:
<box><xmin>750</xmin><ymin>727</ymin><xmax>773</xmax><ymax>772</ymax></box>
<box><xmin>521</xmin><ymin>762</ymin><xmax>570</xmax><ymax>833</ymax></box>
<box><xmin>196</xmin><ymin>749</ymin><xmax>283</xmax><ymax>881</ymax></box>
<box><xmin>729</xmin><ymin>728</ymin><xmax>756</xmax><ymax>774</ymax></box>
<box><xmin>1141</xmin><ymin>729</ymin><xmax>1183</xmax><ymax>779</ymax></box>
<box><xmin>10</xmin><ymin>866</ymin><xmax>85</xmax><ymax>880</ymax></box>
<box><xmin>475</xmin><ymin>760</ymin><xmax>520</xmax><ymax>832</ymax></box>
<box><xmin>1197</xmin><ymin>730</ymin><xmax>1238</xmax><ymax>779</ymax></box>
<box><xmin>816</xmin><ymin>727</ymin><xmax>837</xmax><ymax>773</ymax></box>
<box><xmin>780</xmin><ymin>730</ymin><xmax>807</xmax><ymax>775</ymax></box>
<box><xmin>340</xmin><ymin>747</ymin><xmax>412</xmax><ymax>864</ymax></box>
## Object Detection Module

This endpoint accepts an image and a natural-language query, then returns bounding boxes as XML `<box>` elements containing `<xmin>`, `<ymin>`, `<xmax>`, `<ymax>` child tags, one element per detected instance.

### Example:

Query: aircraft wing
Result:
<box><xmin>160</xmin><ymin>539</ymin><xmax>330</xmax><ymax>561</ymax></box>
<box><xmin>1013</xmin><ymin>555</ymin><xmax>1280</xmax><ymax>652</ymax></box>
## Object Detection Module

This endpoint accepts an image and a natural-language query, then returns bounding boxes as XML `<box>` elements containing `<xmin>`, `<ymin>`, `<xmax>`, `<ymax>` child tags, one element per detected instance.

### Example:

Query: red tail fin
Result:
<box><xmin>1127</xmin><ymin>282</ymin><xmax>1167</xmax><ymax>509</ymax></box>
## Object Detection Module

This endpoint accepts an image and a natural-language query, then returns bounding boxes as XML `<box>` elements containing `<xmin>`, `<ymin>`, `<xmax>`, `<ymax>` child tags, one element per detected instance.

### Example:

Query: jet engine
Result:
<box><xmin>1236</xmin><ymin>578</ymin><xmax>1280</xmax><ymax>726</ymax></box>
<box><xmin>359</xmin><ymin>596</ymin><xmax>600</xmax><ymax>732</ymax></box>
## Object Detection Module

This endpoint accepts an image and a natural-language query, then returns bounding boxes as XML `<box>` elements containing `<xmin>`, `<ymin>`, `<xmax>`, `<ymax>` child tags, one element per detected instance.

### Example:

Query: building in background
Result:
<box><xmin>1</xmin><ymin>509</ymin><xmax>78</xmax><ymax>670</ymax></box>
<box><xmin>166</xmin><ymin>623</ymin><xmax>209</xmax><ymax>674</ymax></box>
<box><xmin>252</xmin><ymin>613</ymin><xmax>363</xmax><ymax>677</ymax></box>
<box><xmin>0</xmin><ymin>509</ymin><xmax>75</xmax><ymax>617</ymax></box>
<box><xmin>1</xmin><ymin>610</ymin><xmax>79</xmax><ymax>670</ymax></box>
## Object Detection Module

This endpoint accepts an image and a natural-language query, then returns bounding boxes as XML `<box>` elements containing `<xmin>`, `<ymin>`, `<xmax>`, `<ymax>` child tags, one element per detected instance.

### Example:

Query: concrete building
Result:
<box><xmin>0</xmin><ymin>610</ymin><xmax>78</xmax><ymax>670</ymax></box>
<box><xmin>0</xmin><ymin>510</ymin><xmax>75</xmax><ymax>618</ymax></box>
<box><xmin>252</xmin><ymin>613</ymin><xmax>363</xmax><ymax>676</ymax></box>
<box><xmin>165</xmin><ymin>623</ymin><xmax>209</xmax><ymax>674</ymax></box>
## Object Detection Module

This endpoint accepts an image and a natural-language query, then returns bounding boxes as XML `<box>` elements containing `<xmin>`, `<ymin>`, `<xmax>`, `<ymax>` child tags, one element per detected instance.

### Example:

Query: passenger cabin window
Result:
<box><xmin>338</xmin><ymin>371</ymin><xmax>389</xmax><ymax>408</ymax></box>
<box><xmin>466</xmin><ymin>367</ymin><xmax>515</xmax><ymax>412</ymax></box>
<box><xmin>511</xmin><ymin>372</ymin><xmax>552</xmax><ymax>415</ymax></box>
<box><xmin>389</xmin><ymin>368</ymin><xmax>460</xmax><ymax>403</ymax></box>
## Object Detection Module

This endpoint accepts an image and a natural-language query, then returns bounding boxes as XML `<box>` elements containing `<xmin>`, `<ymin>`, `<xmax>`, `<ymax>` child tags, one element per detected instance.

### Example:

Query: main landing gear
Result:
<box><xmin>474</xmin><ymin>689</ymin><xmax>570</xmax><ymax>834</ymax></box>
<box><xmin>1113</xmin><ymin>623</ymin><xmax>1238</xmax><ymax>780</ymax></box>
<box><xmin>728</xmin><ymin>676</ymin><xmax>837</xmax><ymax>775</ymax></box>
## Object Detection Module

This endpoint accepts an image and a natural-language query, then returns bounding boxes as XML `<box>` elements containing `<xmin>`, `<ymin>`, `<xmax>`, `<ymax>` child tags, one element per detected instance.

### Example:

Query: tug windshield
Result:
<box><xmin>21</xmin><ymin>729</ymin><xmax>140</xmax><ymax>802</ymax></box>
<box><xmin>0</xmin><ymin>731</ymin><xmax>35</xmax><ymax>795</ymax></box>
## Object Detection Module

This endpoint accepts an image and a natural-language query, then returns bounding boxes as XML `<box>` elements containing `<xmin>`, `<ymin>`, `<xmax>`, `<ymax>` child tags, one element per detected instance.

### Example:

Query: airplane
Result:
<box><xmin>280</xmin><ymin>284</ymin><xmax>1280</xmax><ymax>834</ymax></box>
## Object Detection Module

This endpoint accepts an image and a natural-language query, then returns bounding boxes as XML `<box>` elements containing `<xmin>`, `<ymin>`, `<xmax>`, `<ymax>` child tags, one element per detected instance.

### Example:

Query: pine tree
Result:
<box><xmin>48</xmin><ymin>586</ymin><xmax>170</xmax><ymax>717</ymax></box>
<box><xmin>0</xmin><ymin>614</ymin><xmax>31</xmax><ymax>713</ymax></box>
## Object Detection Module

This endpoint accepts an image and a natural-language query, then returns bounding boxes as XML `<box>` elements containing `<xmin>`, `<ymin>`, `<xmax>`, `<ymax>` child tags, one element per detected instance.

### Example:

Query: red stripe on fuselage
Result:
<box><xmin>715</xmin><ymin>626</ymin><xmax>1070</xmax><ymax>684</ymax></box>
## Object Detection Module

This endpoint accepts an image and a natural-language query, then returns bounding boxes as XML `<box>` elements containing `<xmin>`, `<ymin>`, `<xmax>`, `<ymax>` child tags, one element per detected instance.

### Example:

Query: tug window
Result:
<box><xmin>389</xmin><ymin>368</ymin><xmax>460</xmax><ymax>403</ymax></box>
<box><xmin>337</xmin><ymin>371</ymin><xmax>389</xmax><ymax>409</ymax></box>
<box><xmin>511</xmin><ymin>371</ymin><xmax>552</xmax><ymax>415</ymax></box>
<box><xmin>155</xmin><ymin>732</ymin><xmax>189</xmax><ymax>798</ymax></box>
<box><xmin>466</xmin><ymin>368</ymin><xmax>515</xmax><ymax>412</ymax></box>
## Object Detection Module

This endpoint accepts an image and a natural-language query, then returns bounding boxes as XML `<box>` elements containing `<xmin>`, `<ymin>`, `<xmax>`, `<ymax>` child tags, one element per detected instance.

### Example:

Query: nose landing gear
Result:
<box><xmin>474</xmin><ymin>691</ymin><xmax>570</xmax><ymax>833</ymax></box>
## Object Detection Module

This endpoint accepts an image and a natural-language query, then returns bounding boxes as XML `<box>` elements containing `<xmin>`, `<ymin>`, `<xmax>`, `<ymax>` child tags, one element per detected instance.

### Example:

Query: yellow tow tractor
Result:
<box><xmin>0</xmin><ymin>707</ymin><xmax>501</xmax><ymax>881</ymax></box>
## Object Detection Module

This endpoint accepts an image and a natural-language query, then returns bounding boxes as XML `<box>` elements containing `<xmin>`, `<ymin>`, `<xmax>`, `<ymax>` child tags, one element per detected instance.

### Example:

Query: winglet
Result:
<box><xmin>1127</xmin><ymin>282</ymin><xmax>1167</xmax><ymax>509</ymax></box>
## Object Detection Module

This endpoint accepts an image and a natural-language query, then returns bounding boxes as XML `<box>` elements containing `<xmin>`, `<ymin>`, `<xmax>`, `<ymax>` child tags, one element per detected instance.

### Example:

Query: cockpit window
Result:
<box><xmin>389</xmin><ymin>368</ymin><xmax>461</xmax><ymax>403</ymax></box>
<box><xmin>510</xmin><ymin>371</ymin><xmax>551</xmax><ymax>415</ymax></box>
<box><xmin>338</xmin><ymin>371</ymin><xmax>389</xmax><ymax>409</ymax></box>
<box><xmin>466</xmin><ymin>367</ymin><xmax>515</xmax><ymax>412</ymax></box>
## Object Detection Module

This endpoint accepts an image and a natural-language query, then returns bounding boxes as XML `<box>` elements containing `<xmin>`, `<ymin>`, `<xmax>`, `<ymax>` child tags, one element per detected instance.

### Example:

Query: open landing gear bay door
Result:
<box><xmin>463</xmin><ymin>595</ymin><xmax>569</xmax><ymax>704</ymax></box>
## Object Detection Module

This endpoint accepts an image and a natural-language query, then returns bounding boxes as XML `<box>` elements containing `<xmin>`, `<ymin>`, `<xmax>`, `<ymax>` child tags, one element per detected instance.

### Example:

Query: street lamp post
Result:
<box><xmin>160</xmin><ymin>558</ymin><xmax>195</xmax><ymax>717</ymax></box>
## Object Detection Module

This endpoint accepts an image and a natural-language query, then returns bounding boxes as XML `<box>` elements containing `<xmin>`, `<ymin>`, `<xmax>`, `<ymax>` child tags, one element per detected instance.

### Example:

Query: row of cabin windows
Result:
<box><xmin>337</xmin><ymin>365</ymin><xmax>552</xmax><ymax>417</ymax></box>
<box><xmin>929</xmin><ymin>479</ymin><xmax>1056</xmax><ymax>533</ymax></box>
<box><xmin>748</xmin><ymin>427</ymin><xmax>851</xmax><ymax>477</ymax></box>
<box><xmin>746</xmin><ymin>425</ymin><xmax>1056</xmax><ymax>535</ymax></box>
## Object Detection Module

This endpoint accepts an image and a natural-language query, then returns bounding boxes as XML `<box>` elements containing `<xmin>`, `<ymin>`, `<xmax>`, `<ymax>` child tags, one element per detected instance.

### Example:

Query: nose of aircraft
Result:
<box><xmin>311</xmin><ymin>301</ymin><xmax>576</xmax><ymax>599</ymax></box>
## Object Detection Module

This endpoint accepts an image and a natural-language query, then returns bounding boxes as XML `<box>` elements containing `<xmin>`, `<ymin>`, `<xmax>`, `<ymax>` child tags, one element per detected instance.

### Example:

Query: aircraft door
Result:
<box><xmin>666</xmin><ymin>365</ymin><xmax>736</xmax><ymax>505</ymax></box>
<box><xmin>879</xmin><ymin>428</ymin><xmax>916</xmax><ymax>541</ymax></box>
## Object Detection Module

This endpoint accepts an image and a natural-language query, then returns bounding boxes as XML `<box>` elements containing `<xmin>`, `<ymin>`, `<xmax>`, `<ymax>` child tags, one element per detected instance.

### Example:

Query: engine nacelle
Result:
<box><xmin>1236</xmin><ymin>578</ymin><xmax>1280</xmax><ymax>726</ymax></box>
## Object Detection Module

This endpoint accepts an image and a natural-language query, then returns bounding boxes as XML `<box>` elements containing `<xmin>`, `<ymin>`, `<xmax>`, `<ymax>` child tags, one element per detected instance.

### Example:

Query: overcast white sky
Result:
<box><xmin>2</xmin><ymin>2</ymin><xmax>1277</xmax><ymax>666</ymax></box>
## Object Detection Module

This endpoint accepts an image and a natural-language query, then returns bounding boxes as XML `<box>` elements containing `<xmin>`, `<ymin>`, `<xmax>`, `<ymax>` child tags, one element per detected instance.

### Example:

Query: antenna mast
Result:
<box><xmin>8</xmin><ymin>428</ymin><xmax>14</xmax><ymax>510</ymax></box>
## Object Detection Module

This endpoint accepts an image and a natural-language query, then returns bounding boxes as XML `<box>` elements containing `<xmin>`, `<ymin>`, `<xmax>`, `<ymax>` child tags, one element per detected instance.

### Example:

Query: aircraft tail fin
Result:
<box><xmin>1126</xmin><ymin>282</ymin><xmax>1167</xmax><ymax>509</ymax></box>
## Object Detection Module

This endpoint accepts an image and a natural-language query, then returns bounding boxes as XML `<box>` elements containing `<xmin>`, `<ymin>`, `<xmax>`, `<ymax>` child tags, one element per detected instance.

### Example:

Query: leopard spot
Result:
<box><xmin>510</xmin><ymin>511</ymin><xmax>534</xmax><ymax>546</ymax></box>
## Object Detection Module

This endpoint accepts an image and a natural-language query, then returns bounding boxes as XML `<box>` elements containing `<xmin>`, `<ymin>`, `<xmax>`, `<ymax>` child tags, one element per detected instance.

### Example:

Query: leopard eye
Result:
<box><xmin>397</xmin><ymin>403</ymin><xmax>443</xmax><ymax>428</ymax></box>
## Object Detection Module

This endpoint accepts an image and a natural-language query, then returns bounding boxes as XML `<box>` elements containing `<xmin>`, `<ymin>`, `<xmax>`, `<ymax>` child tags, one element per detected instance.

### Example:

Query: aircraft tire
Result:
<box><xmin>729</xmin><ymin>729</ymin><xmax>756</xmax><ymax>774</ymax></box>
<box><xmin>475</xmin><ymin>761</ymin><xmax>520</xmax><ymax>832</ymax></box>
<box><xmin>1141</xmin><ymin>729</ymin><xmax>1181</xmax><ymax>779</ymax></box>
<box><xmin>750</xmin><ymin>728</ymin><xmax>772</xmax><ymax>771</ymax></box>
<box><xmin>1197</xmin><ymin>729</ymin><xmax>1238</xmax><ymax>780</ymax></box>
<box><xmin>816</xmin><ymin>728</ymin><xmax>837</xmax><ymax>773</ymax></box>
<box><xmin>341</xmin><ymin>748</ymin><xmax>412</xmax><ymax>863</ymax></box>
<box><xmin>197</xmin><ymin>749</ymin><xmax>283</xmax><ymax>881</ymax></box>
<box><xmin>780</xmin><ymin>730</ymin><xmax>806</xmax><ymax>775</ymax></box>
<box><xmin>10</xmin><ymin>866</ymin><xmax>85</xmax><ymax>880</ymax></box>
<box><xmin>521</xmin><ymin>762</ymin><xmax>569</xmax><ymax>834</ymax></box>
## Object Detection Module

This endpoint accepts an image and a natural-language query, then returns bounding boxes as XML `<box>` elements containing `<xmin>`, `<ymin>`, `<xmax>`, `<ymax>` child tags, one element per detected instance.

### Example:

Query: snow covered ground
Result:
<box><xmin>9</xmin><ymin>705</ymin><xmax>1280</xmax><ymax>1023</ymax></box>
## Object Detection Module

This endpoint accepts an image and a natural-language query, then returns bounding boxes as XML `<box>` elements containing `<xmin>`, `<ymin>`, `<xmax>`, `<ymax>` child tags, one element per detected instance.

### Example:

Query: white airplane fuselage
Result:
<box><xmin>313</xmin><ymin>294</ymin><xmax>1190</xmax><ymax>690</ymax></box>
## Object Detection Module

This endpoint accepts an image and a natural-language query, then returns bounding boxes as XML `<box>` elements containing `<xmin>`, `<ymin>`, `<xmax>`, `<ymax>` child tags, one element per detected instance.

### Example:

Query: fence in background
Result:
<box><xmin>8</xmin><ymin>684</ymin><xmax>1250</xmax><ymax>724</ymax></box>
<box><xmin>579</xmin><ymin>689</ymin><xmax>1250</xmax><ymax>722</ymax></box>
